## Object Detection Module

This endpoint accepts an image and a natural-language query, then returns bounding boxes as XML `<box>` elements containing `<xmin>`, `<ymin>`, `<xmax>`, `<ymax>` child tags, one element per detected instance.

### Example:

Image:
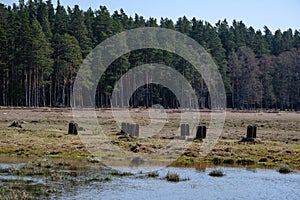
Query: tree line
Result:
<box><xmin>0</xmin><ymin>0</ymin><xmax>299</xmax><ymax>110</ymax></box>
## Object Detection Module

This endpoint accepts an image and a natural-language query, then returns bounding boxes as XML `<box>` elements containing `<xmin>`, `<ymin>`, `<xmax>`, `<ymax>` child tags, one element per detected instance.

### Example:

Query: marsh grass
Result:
<box><xmin>8</xmin><ymin>162</ymin><xmax>52</xmax><ymax>177</ymax></box>
<box><xmin>4</xmin><ymin>159</ymin><xmax>86</xmax><ymax>177</ymax></box>
<box><xmin>147</xmin><ymin>171</ymin><xmax>159</xmax><ymax>178</ymax></box>
<box><xmin>165</xmin><ymin>172</ymin><xmax>180</xmax><ymax>182</ymax></box>
<box><xmin>236</xmin><ymin>158</ymin><xmax>255</xmax><ymax>165</ymax></box>
<box><xmin>1</xmin><ymin>109</ymin><xmax>300</xmax><ymax>168</ymax></box>
<box><xmin>165</xmin><ymin>171</ymin><xmax>190</xmax><ymax>182</ymax></box>
<box><xmin>110</xmin><ymin>170</ymin><xmax>133</xmax><ymax>177</ymax></box>
<box><xmin>209</xmin><ymin>169</ymin><xmax>224</xmax><ymax>177</ymax></box>
<box><xmin>103</xmin><ymin>176</ymin><xmax>112</xmax><ymax>182</ymax></box>
<box><xmin>86</xmin><ymin>176</ymin><xmax>112</xmax><ymax>182</ymax></box>
<box><xmin>0</xmin><ymin>181</ymin><xmax>55</xmax><ymax>199</ymax></box>
<box><xmin>278</xmin><ymin>164</ymin><xmax>293</xmax><ymax>174</ymax></box>
<box><xmin>0</xmin><ymin>159</ymin><xmax>92</xmax><ymax>198</ymax></box>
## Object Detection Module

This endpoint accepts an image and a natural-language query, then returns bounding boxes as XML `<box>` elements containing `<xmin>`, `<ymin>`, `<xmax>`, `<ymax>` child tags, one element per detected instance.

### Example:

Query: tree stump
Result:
<box><xmin>134</xmin><ymin>124</ymin><xmax>139</xmax><ymax>137</ymax></box>
<box><xmin>121</xmin><ymin>122</ymin><xmax>127</xmax><ymax>134</ymax></box>
<box><xmin>121</xmin><ymin>123</ymin><xmax>139</xmax><ymax>137</ymax></box>
<box><xmin>247</xmin><ymin>126</ymin><xmax>257</xmax><ymax>139</ymax></box>
<box><xmin>128</xmin><ymin>124</ymin><xmax>135</xmax><ymax>136</ymax></box>
<box><xmin>196</xmin><ymin>126</ymin><xmax>206</xmax><ymax>139</ymax></box>
<box><xmin>68</xmin><ymin>122</ymin><xmax>78</xmax><ymax>135</ymax></box>
<box><xmin>180</xmin><ymin>124</ymin><xmax>189</xmax><ymax>137</ymax></box>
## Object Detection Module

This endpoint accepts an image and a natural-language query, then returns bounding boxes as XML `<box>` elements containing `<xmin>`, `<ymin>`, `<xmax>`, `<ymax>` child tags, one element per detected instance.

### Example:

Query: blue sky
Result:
<box><xmin>2</xmin><ymin>0</ymin><xmax>300</xmax><ymax>32</ymax></box>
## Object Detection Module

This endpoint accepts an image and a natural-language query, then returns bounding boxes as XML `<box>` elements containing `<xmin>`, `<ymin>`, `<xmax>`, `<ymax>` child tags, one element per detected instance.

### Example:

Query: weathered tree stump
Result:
<box><xmin>68</xmin><ymin>122</ymin><xmax>78</xmax><ymax>135</ymax></box>
<box><xmin>196</xmin><ymin>126</ymin><xmax>206</xmax><ymax>139</ymax></box>
<box><xmin>134</xmin><ymin>124</ymin><xmax>139</xmax><ymax>137</ymax></box>
<box><xmin>121</xmin><ymin>122</ymin><xmax>127</xmax><ymax>134</ymax></box>
<box><xmin>247</xmin><ymin>126</ymin><xmax>257</xmax><ymax>139</ymax></box>
<box><xmin>180</xmin><ymin>124</ymin><xmax>189</xmax><ymax>137</ymax></box>
<box><xmin>121</xmin><ymin>123</ymin><xmax>139</xmax><ymax>137</ymax></box>
<box><xmin>128</xmin><ymin>124</ymin><xmax>135</xmax><ymax>136</ymax></box>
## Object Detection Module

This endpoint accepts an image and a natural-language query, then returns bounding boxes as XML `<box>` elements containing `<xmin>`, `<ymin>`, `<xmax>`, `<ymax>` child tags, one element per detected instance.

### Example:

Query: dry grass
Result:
<box><xmin>0</xmin><ymin>108</ymin><xmax>299</xmax><ymax>168</ymax></box>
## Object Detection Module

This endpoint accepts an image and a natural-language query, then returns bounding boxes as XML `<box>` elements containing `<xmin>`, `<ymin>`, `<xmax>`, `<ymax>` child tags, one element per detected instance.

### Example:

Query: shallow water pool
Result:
<box><xmin>56</xmin><ymin>166</ymin><xmax>300</xmax><ymax>200</ymax></box>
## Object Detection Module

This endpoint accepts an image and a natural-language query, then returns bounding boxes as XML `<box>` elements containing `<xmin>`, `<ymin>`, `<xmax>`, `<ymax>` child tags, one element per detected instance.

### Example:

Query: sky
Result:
<box><xmin>2</xmin><ymin>0</ymin><xmax>300</xmax><ymax>32</ymax></box>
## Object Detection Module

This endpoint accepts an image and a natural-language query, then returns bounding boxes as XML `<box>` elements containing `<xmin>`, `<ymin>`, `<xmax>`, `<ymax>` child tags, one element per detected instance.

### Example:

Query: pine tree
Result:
<box><xmin>111</xmin><ymin>10</ymin><xmax>124</xmax><ymax>33</ymax></box>
<box><xmin>227</xmin><ymin>50</ymin><xmax>241</xmax><ymax>108</ymax></box>
<box><xmin>294</xmin><ymin>30</ymin><xmax>300</xmax><ymax>48</ymax></box>
<box><xmin>133</xmin><ymin>13</ymin><xmax>145</xmax><ymax>28</ymax></box>
<box><xmin>231</xmin><ymin>20</ymin><xmax>247</xmax><ymax>48</ymax></box>
<box><xmin>37</xmin><ymin>0</ymin><xmax>53</xmax><ymax>39</ymax></box>
<box><xmin>160</xmin><ymin>17</ymin><xmax>175</xmax><ymax>30</ymax></box>
<box><xmin>52</xmin><ymin>33</ymin><xmax>82</xmax><ymax>106</ymax></box>
<box><xmin>246</xmin><ymin>26</ymin><xmax>256</xmax><ymax>49</ymax></box>
<box><xmin>52</xmin><ymin>0</ymin><xmax>68</xmax><ymax>35</ymax></box>
<box><xmin>275</xmin><ymin>49</ymin><xmax>300</xmax><ymax>110</ymax></box>
<box><xmin>27</xmin><ymin>0</ymin><xmax>36</xmax><ymax>20</ymax></box>
<box><xmin>191</xmin><ymin>18</ymin><xmax>204</xmax><ymax>45</ymax></box>
<box><xmin>15</xmin><ymin>3</ymin><xmax>32</xmax><ymax>106</ymax></box>
<box><xmin>263</xmin><ymin>26</ymin><xmax>273</xmax><ymax>52</ymax></box>
<box><xmin>92</xmin><ymin>6</ymin><xmax>114</xmax><ymax>44</ymax></box>
<box><xmin>83</xmin><ymin>8</ymin><xmax>95</xmax><ymax>47</ymax></box>
<box><xmin>272</xmin><ymin>29</ymin><xmax>283</xmax><ymax>56</ymax></box>
<box><xmin>69</xmin><ymin>5</ymin><xmax>91</xmax><ymax>57</ymax></box>
<box><xmin>204</xmin><ymin>22</ymin><xmax>229</xmax><ymax>93</ymax></box>
<box><xmin>46</xmin><ymin>0</ymin><xmax>55</xmax><ymax>28</ymax></box>
<box><xmin>0</xmin><ymin>4</ymin><xmax>9</xmax><ymax>105</ymax></box>
<box><xmin>258</xmin><ymin>55</ymin><xmax>276</xmax><ymax>108</ymax></box>
<box><xmin>228</xmin><ymin>47</ymin><xmax>262</xmax><ymax>109</ymax></box>
<box><xmin>146</xmin><ymin>17</ymin><xmax>158</xmax><ymax>27</ymax></box>
<box><xmin>175</xmin><ymin>16</ymin><xmax>191</xmax><ymax>35</ymax></box>
<box><xmin>281</xmin><ymin>29</ymin><xmax>294</xmax><ymax>52</ymax></box>
<box><xmin>118</xmin><ymin>8</ymin><xmax>132</xmax><ymax>29</ymax></box>
<box><xmin>215</xmin><ymin>19</ymin><xmax>235</xmax><ymax>57</ymax></box>
<box><xmin>252</xmin><ymin>30</ymin><xmax>269</xmax><ymax>57</ymax></box>
<box><xmin>0</xmin><ymin>1</ymin><xmax>299</xmax><ymax>109</ymax></box>
<box><xmin>30</xmin><ymin>18</ymin><xmax>53</xmax><ymax>106</ymax></box>
<box><xmin>237</xmin><ymin>47</ymin><xmax>262</xmax><ymax>109</ymax></box>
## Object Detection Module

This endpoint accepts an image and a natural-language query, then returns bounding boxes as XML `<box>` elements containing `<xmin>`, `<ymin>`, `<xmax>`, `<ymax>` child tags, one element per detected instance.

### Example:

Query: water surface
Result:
<box><xmin>56</xmin><ymin>166</ymin><xmax>300</xmax><ymax>200</ymax></box>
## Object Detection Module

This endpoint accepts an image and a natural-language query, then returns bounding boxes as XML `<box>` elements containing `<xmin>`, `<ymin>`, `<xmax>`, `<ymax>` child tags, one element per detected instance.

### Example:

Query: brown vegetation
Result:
<box><xmin>0</xmin><ymin>108</ymin><xmax>299</xmax><ymax>169</ymax></box>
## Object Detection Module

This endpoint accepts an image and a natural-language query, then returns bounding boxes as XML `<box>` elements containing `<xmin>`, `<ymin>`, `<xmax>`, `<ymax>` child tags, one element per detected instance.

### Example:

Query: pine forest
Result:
<box><xmin>0</xmin><ymin>0</ymin><xmax>299</xmax><ymax>110</ymax></box>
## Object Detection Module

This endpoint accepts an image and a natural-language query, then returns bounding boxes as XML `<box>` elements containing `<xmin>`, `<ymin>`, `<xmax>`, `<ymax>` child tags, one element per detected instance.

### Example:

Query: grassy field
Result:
<box><xmin>0</xmin><ymin>107</ymin><xmax>299</xmax><ymax>169</ymax></box>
